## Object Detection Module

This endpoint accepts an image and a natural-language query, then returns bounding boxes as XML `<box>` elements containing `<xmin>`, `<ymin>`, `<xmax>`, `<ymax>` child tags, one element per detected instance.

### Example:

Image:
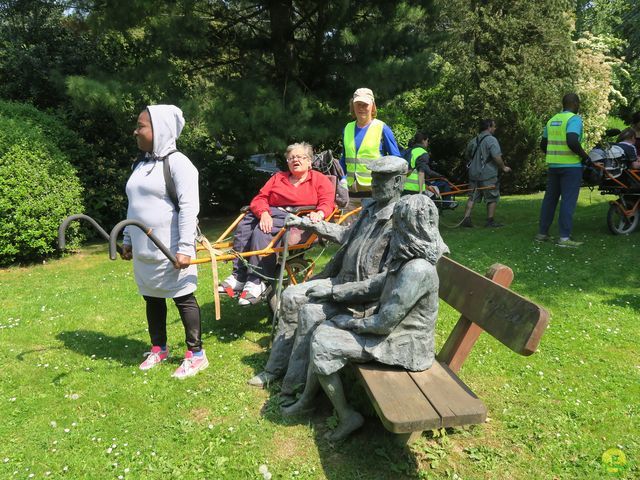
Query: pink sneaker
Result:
<box><xmin>172</xmin><ymin>350</ymin><xmax>209</xmax><ymax>379</ymax></box>
<box><xmin>139</xmin><ymin>346</ymin><xmax>169</xmax><ymax>370</ymax></box>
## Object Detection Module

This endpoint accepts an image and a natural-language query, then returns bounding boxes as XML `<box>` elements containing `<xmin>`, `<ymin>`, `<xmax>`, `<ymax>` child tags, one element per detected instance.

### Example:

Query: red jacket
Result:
<box><xmin>250</xmin><ymin>170</ymin><xmax>335</xmax><ymax>218</ymax></box>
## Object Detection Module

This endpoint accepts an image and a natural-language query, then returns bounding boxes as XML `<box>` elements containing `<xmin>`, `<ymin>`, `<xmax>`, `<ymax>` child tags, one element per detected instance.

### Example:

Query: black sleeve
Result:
<box><xmin>415</xmin><ymin>153</ymin><xmax>444</xmax><ymax>178</ymax></box>
<box><xmin>566</xmin><ymin>133</ymin><xmax>590</xmax><ymax>162</ymax></box>
<box><xmin>540</xmin><ymin>137</ymin><xmax>548</xmax><ymax>153</ymax></box>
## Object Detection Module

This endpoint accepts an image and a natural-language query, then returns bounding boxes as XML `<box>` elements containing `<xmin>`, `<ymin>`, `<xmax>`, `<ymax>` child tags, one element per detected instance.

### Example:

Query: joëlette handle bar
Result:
<box><xmin>109</xmin><ymin>219</ymin><xmax>177</xmax><ymax>266</ymax></box>
<box><xmin>58</xmin><ymin>214</ymin><xmax>123</xmax><ymax>255</ymax></box>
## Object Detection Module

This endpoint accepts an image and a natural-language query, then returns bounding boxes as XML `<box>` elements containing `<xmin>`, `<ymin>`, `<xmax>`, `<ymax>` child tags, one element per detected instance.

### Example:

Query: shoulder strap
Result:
<box><xmin>162</xmin><ymin>150</ymin><xmax>179</xmax><ymax>211</ymax></box>
<box><xmin>469</xmin><ymin>134</ymin><xmax>490</xmax><ymax>166</ymax></box>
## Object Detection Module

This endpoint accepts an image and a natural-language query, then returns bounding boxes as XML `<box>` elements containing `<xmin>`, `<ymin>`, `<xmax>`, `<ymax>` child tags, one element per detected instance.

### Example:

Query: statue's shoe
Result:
<box><xmin>247</xmin><ymin>371</ymin><xmax>278</xmax><ymax>388</ymax></box>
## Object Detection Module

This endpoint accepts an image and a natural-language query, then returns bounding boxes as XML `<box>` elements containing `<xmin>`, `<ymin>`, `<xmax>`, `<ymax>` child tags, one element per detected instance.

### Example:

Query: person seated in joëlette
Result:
<box><xmin>219</xmin><ymin>142</ymin><xmax>335</xmax><ymax>305</ymax></box>
<box><xmin>615</xmin><ymin>128</ymin><xmax>640</xmax><ymax>169</ymax></box>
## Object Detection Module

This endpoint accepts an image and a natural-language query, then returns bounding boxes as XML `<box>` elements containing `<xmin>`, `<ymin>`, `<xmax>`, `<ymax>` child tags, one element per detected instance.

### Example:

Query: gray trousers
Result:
<box><xmin>264</xmin><ymin>278</ymin><xmax>347</xmax><ymax>394</ymax></box>
<box><xmin>231</xmin><ymin>208</ymin><xmax>288</xmax><ymax>285</ymax></box>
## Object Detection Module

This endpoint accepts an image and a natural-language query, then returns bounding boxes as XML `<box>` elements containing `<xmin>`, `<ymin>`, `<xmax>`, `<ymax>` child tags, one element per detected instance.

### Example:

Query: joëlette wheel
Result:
<box><xmin>607</xmin><ymin>199</ymin><xmax>639</xmax><ymax>235</ymax></box>
<box><xmin>268</xmin><ymin>257</ymin><xmax>312</xmax><ymax>314</ymax></box>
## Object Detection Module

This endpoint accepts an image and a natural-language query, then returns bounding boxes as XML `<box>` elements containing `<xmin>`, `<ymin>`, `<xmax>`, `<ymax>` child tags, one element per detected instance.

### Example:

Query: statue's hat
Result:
<box><xmin>368</xmin><ymin>156</ymin><xmax>408</xmax><ymax>175</ymax></box>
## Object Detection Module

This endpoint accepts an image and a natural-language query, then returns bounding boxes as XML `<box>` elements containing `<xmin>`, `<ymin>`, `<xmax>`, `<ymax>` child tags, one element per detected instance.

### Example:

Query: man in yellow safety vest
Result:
<box><xmin>535</xmin><ymin>93</ymin><xmax>591</xmax><ymax>247</ymax></box>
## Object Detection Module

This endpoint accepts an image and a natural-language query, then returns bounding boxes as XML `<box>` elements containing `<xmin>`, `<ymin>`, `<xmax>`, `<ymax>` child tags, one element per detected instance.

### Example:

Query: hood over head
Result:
<box><xmin>147</xmin><ymin>105</ymin><xmax>185</xmax><ymax>158</ymax></box>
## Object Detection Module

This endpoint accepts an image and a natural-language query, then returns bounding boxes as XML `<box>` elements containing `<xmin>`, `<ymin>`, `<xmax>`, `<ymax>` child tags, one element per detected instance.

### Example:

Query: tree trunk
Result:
<box><xmin>266</xmin><ymin>0</ymin><xmax>297</xmax><ymax>91</ymax></box>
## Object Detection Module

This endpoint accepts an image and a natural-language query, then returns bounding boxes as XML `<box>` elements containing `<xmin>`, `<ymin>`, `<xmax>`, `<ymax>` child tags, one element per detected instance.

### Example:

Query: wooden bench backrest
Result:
<box><xmin>435</xmin><ymin>256</ymin><xmax>549</xmax><ymax>369</ymax></box>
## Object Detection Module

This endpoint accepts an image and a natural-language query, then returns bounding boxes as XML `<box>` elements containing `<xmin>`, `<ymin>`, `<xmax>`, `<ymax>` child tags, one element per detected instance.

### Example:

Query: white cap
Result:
<box><xmin>352</xmin><ymin>87</ymin><xmax>375</xmax><ymax>105</ymax></box>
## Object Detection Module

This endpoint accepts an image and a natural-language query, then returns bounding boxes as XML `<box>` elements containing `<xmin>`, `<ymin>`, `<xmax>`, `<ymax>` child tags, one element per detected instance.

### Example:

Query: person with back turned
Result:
<box><xmin>460</xmin><ymin>119</ymin><xmax>511</xmax><ymax>228</ymax></box>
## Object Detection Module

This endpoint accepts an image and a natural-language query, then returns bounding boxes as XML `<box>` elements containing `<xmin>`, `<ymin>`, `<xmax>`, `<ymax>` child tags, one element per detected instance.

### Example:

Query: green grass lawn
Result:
<box><xmin>0</xmin><ymin>188</ymin><xmax>638</xmax><ymax>479</ymax></box>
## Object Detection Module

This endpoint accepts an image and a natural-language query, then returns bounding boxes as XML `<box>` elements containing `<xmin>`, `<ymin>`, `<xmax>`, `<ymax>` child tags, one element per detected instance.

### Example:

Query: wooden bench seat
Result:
<box><xmin>353</xmin><ymin>256</ymin><xmax>549</xmax><ymax>445</ymax></box>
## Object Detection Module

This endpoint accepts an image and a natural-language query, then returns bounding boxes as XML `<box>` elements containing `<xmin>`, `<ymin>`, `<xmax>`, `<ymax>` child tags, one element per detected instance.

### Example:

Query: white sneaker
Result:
<box><xmin>172</xmin><ymin>350</ymin><xmax>209</xmax><ymax>379</ymax></box>
<box><xmin>139</xmin><ymin>346</ymin><xmax>169</xmax><ymax>371</ymax></box>
<box><xmin>218</xmin><ymin>275</ymin><xmax>245</xmax><ymax>297</ymax></box>
<box><xmin>238</xmin><ymin>282</ymin><xmax>267</xmax><ymax>306</ymax></box>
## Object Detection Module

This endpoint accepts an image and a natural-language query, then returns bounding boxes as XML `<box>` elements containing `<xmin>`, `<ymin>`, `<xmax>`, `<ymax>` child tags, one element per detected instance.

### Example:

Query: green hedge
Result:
<box><xmin>0</xmin><ymin>103</ymin><xmax>84</xmax><ymax>266</ymax></box>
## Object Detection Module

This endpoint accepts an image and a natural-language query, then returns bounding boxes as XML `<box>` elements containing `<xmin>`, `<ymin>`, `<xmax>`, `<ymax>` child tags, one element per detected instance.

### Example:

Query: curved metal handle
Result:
<box><xmin>109</xmin><ymin>219</ymin><xmax>177</xmax><ymax>266</ymax></box>
<box><xmin>58</xmin><ymin>214</ymin><xmax>122</xmax><ymax>254</ymax></box>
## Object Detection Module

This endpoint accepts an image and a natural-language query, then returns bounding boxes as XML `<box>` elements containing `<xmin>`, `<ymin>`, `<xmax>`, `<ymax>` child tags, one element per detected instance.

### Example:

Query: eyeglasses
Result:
<box><xmin>287</xmin><ymin>154</ymin><xmax>309</xmax><ymax>162</ymax></box>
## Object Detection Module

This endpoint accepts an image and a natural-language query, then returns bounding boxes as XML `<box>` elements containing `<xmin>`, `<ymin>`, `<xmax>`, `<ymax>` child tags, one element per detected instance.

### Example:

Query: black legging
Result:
<box><xmin>143</xmin><ymin>293</ymin><xmax>202</xmax><ymax>352</ymax></box>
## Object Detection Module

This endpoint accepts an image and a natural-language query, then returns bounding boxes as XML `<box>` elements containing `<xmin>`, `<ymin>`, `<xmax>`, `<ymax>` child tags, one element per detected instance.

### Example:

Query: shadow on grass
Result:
<box><xmin>603</xmin><ymin>293</ymin><xmax>640</xmax><ymax>311</ymax></box>
<box><xmin>252</xmin><ymin>367</ymin><xmax>422</xmax><ymax>479</ymax></box>
<box><xmin>240</xmin><ymin>351</ymin><xmax>272</xmax><ymax>381</ymax></box>
<box><xmin>264</xmin><ymin>392</ymin><xmax>421</xmax><ymax>479</ymax></box>
<box><xmin>315</xmin><ymin>421</ymin><xmax>422</xmax><ymax>480</ymax></box>
<box><xmin>199</xmin><ymin>297</ymin><xmax>272</xmax><ymax>343</ymax></box>
<box><xmin>56</xmin><ymin>329</ymin><xmax>149</xmax><ymax>365</ymax></box>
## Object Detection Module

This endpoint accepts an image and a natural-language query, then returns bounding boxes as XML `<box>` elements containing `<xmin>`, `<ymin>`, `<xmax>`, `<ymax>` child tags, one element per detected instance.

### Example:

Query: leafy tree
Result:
<box><xmin>405</xmin><ymin>0</ymin><xmax>580</xmax><ymax>192</ymax></box>
<box><xmin>575</xmin><ymin>0</ymin><xmax>640</xmax><ymax>120</ymax></box>
<box><xmin>618</xmin><ymin>0</ymin><xmax>640</xmax><ymax>61</ymax></box>
<box><xmin>0</xmin><ymin>1</ymin><xmax>136</xmax><ymax>227</ymax></box>
<box><xmin>201</xmin><ymin>0</ymin><xmax>441</xmax><ymax>157</ymax></box>
<box><xmin>56</xmin><ymin>1</ymin><xmax>443</xmax><ymax>212</ymax></box>
<box><xmin>574</xmin><ymin>34</ymin><xmax>620</xmax><ymax>147</ymax></box>
<box><xmin>0</xmin><ymin>0</ymin><xmax>93</xmax><ymax>108</ymax></box>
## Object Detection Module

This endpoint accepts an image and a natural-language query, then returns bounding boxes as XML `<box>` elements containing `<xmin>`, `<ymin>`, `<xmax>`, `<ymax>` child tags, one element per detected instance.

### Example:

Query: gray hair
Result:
<box><xmin>285</xmin><ymin>142</ymin><xmax>314</xmax><ymax>160</ymax></box>
<box><xmin>389</xmin><ymin>194</ymin><xmax>449</xmax><ymax>266</ymax></box>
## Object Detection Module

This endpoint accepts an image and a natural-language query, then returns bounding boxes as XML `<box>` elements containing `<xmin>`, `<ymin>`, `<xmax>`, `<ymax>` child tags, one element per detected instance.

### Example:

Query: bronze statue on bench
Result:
<box><xmin>248</xmin><ymin>156</ymin><xmax>408</xmax><ymax>403</ymax></box>
<box><xmin>282</xmin><ymin>194</ymin><xmax>448</xmax><ymax>441</ymax></box>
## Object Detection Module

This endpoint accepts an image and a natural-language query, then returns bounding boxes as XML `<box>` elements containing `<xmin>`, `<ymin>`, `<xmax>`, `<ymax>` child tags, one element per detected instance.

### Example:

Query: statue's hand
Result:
<box><xmin>306</xmin><ymin>284</ymin><xmax>332</xmax><ymax>300</ymax></box>
<box><xmin>284</xmin><ymin>214</ymin><xmax>303</xmax><ymax>228</ymax></box>
<box><xmin>332</xmin><ymin>315</ymin><xmax>356</xmax><ymax>330</ymax></box>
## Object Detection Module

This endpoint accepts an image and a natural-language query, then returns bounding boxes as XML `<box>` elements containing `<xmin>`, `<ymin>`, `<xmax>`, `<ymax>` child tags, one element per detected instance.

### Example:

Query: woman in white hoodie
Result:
<box><xmin>121</xmin><ymin>105</ymin><xmax>207</xmax><ymax>379</ymax></box>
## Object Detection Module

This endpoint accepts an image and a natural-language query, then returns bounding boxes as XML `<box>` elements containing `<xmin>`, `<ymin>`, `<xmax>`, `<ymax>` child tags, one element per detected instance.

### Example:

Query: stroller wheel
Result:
<box><xmin>607</xmin><ymin>199</ymin><xmax>639</xmax><ymax>235</ymax></box>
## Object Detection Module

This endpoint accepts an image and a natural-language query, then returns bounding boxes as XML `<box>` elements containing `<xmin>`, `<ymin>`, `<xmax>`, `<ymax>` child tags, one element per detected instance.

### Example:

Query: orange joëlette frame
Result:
<box><xmin>190</xmin><ymin>206</ymin><xmax>361</xmax><ymax>266</ymax></box>
<box><xmin>423</xmin><ymin>177</ymin><xmax>495</xmax><ymax>197</ymax></box>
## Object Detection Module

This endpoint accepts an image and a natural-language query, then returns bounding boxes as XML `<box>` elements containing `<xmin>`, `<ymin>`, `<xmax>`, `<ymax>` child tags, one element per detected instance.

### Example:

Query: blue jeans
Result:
<box><xmin>538</xmin><ymin>167</ymin><xmax>583</xmax><ymax>238</ymax></box>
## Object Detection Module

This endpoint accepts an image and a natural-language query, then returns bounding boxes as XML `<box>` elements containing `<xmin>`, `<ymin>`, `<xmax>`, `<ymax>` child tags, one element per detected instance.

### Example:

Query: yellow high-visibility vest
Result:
<box><xmin>343</xmin><ymin>119</ymin><xmax>385</xmax><ymax>191</ymax></box>
<box><xmin>545</xmin><ymin>112</ymin><xmax>581</xmax><ymax>165</ymax></box>
<box><xmin>404</xmin><ymin>146</ymin><xmax>427</xmax><ymax>192</ymax></box>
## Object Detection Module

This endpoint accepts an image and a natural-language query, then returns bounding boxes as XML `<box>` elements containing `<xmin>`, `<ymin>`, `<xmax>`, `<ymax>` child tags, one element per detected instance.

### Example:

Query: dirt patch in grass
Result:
<box><xmin>189</xmin><ymin>407</ymin><xmax>212</xmax><ymax>423</ymax></box>
<box><xmin>188</xmin><ymin>407</ymin><xmax>226</xmax><ymax>426</ymax></box>
<box><xmin>241</xmin><ymin>338</ymin><xmax>266</xmax><ymax>353</ymax></box>
<box><xmin>271</xmin><ymin>429</ymin><xmax>313</xmax><ymax>461</ymax></box>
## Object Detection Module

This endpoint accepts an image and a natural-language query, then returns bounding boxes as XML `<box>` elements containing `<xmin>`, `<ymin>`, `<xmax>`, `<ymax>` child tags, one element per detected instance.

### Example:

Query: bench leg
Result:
<box><xmin>395</xmin><ymin>431</ymin><xmax>423</xmax><ymax>446</ymax></box>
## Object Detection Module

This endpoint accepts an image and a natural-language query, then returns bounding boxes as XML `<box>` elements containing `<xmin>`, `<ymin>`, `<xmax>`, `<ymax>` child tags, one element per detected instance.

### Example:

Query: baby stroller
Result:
<box><xmin>586</xmin><ymin>134</ymin><xmax>640</xmax><ymax>235</ymax></box>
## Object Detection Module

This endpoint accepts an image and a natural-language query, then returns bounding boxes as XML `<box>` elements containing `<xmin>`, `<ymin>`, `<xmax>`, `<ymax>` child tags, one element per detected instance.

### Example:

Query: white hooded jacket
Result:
<box><xmin>123</xmin><ymin>105</ymin><xmax>199</xmax><ymax>298</ymax></box>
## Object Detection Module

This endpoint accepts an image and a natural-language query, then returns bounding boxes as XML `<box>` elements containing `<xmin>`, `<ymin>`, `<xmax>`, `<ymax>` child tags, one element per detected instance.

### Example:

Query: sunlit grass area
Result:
<box><xmin>0</xmin><ymin>188</ymin><xmax>638</xmax><ymax>479</ymax></box>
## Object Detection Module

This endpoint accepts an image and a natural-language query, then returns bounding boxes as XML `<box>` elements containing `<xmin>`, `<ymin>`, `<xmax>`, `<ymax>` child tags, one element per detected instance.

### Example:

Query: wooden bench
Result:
<box><xmin>353</xmin><ymin>256</ymin><xmax>549</xmax><ymax>445</ymax></box>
